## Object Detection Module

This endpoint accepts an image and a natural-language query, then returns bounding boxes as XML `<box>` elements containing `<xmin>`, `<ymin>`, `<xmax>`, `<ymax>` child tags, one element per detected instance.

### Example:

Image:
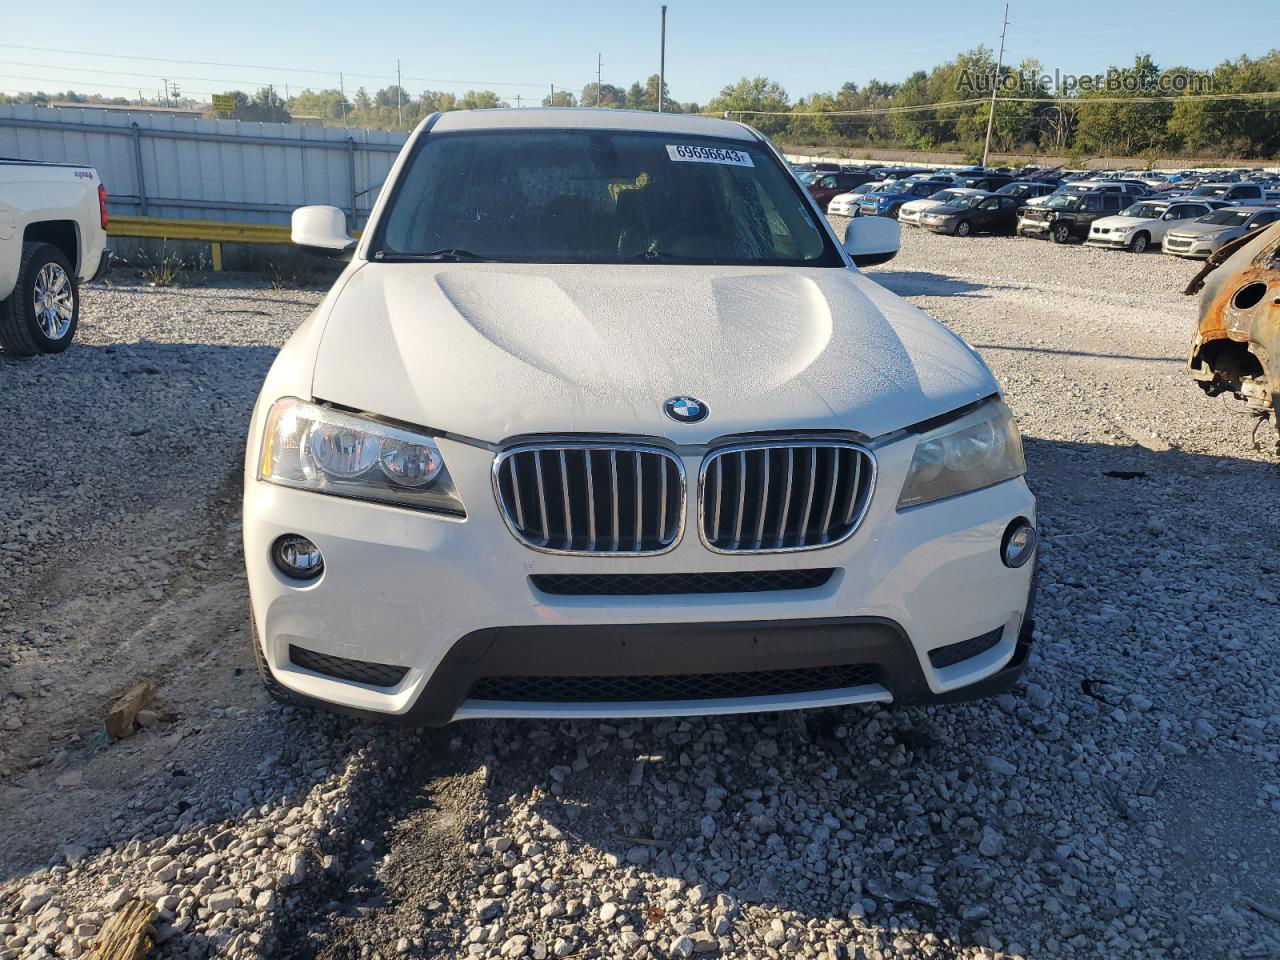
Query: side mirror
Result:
<box><xmin>1162</xmin><ymin>212</ymin><xmax>1174</xmax><ymax>220</ymax></box>
<box><xmin>292</xmin><ymin>205</ymin><xmax>356</xmax><ymax>259</ymax></box>
<box><xmin>843</xmin><ymin>216</ymin><xmax>899</xmax><ymax>267</ymax></box>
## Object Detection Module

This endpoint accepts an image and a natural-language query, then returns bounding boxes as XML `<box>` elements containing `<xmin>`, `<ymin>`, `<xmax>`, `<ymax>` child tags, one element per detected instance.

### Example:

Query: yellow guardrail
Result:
<box><xmin>107</xmin><ymin>215</ymin><xmax>360</xmax><ymax>271</ymax></box>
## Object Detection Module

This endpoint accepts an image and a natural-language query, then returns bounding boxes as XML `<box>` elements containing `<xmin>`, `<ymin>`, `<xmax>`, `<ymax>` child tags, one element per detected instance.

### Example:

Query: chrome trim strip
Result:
<box><xmin>492</xmin><ymin>441</ymin><xmax>686</xmax><ymax>557</ymax></box>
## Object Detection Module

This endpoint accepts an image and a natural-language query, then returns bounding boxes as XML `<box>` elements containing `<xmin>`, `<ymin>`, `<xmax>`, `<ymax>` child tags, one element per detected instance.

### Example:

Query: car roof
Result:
<box><xmin>429</xmin><ymin>107</ymin><xmax>756</xmax><ymax>141</ymax></box>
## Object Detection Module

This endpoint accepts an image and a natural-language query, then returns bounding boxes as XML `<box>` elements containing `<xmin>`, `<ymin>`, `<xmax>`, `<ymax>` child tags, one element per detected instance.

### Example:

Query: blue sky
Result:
<box><xmin>0</xmin><ymin>0</ymin><xmax>1274</xmax><ymax>106</ymax></box>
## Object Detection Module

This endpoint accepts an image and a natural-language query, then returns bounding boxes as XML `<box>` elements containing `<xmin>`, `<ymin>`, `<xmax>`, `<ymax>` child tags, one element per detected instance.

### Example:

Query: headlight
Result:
<box><xmin>897</xmin><ymin>399</ymin><xmax>1026</xmax><ymax>509</ymax></box>
<box><xmin>258</xmin><ymin>398</ymin><xmax>465</xmax><ymax>516</ymax></box>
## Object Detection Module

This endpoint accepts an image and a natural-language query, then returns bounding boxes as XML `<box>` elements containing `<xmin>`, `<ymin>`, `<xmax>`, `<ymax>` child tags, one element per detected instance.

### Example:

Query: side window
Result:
<box><xmin>819</xmin><ymin>176</ymin><xmax>837</xmax><ymax>188</ymax></box>
<box><xmin>979</xmin><ymin>198</ymin><xmax>998</xmax><ymax>210</ymax></box>
<box><xmin>1083</xmin><ymin>196</ymin><xmax>1101</xmax><ymax>211</ymax></box>
<box><xmin>1255</xmin><ymin>212</ymin><xmax>1279</xmax><ymax>227</ymax></box>
<box><xmin>1103</xmin><ymin>196</ymin><xmax>1122</xmax><ymax>211</ymax></box>
<box><xmin>1001</xmin><ymin>197</ymin><xmax>1019</xmax><ymax>209</ymax></box>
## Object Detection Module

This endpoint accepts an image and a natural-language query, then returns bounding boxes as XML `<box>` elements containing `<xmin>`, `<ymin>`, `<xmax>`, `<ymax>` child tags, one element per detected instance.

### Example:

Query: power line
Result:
<box><xmin>0</xmin><ymin>42</ymin><xmax>569</xmax><ymax>91</ymax></box>
<box><xmin>729</xmin><ymin>89</ymin><xmax>1280</xmax><ymax>118</ymax></box>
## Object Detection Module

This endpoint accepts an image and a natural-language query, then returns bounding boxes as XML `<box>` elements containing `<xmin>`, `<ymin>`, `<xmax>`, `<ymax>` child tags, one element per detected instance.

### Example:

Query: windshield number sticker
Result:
<box><xmin>666</xmin><ymin>144</ymin><xmax>754</xmax><ymax>167</ymax></box>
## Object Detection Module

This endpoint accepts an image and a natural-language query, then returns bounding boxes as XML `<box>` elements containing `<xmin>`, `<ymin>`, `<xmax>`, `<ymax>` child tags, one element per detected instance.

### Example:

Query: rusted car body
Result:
<box><xmin>1186</xmin><ymin>220</ymin><xmax>1280</xmax><ymax>450</ymax></box>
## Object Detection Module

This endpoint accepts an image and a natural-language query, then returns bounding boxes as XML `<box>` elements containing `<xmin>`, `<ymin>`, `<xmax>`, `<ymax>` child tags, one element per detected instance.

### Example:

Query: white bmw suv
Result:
<box><xmin>244</xmin><ymin>109</ymin><xmax>1037</xmax><ymax>725</ymax></box>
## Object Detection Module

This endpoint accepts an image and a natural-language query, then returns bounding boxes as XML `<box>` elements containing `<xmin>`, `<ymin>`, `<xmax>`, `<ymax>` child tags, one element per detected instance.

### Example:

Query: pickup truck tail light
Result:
<box><xmin>98</xmin><ymin>183</ymin><xmax>109</xmax><ymax>230</ymax></box>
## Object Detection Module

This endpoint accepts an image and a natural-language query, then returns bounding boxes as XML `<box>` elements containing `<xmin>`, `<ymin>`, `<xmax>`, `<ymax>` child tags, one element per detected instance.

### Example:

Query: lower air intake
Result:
<box><xmin>927</xmin><ymin>627</ymin><xmax>1004</xmax><ymax>669</ymax></box>
<box><xmin>467</xmin><ymin>663</ymin><xmax>877</xmax><ymax>703</ymax></box>
<box><xmin>289</xmin><ymin>645</ymin><xmax>409</xmax><ymax>688</ymax></box>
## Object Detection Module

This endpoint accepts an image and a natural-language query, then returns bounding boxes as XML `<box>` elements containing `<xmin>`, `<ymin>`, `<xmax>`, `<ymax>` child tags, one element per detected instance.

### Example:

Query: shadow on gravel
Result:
<box><xmin>871</xmin><ymin>270</ymin><xmax>1008</xmax><ymax>299</ymax></box>
<box><xmin>971</xmin><ymin>343</ymin><xmax>1183</xmax><ymax>364</ymax></box>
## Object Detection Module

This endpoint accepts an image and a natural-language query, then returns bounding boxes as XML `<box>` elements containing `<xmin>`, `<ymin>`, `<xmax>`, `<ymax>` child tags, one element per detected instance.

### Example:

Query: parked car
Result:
<box><xmin>856</xmin><ymin>179</ymin><xmax>953</xmax><ymax>219</ymax></box>
<box><xmin>0</xmin><ymin>159</ymin><xmax>110</xmax><ymax>355</ymax></box>
<box><xmin>898</xmin><ymin>188</ymin><xmax>988</xmax><ymax>227</ymax></box>
<box><xmin>1171</xmin><ymin>181</ymin><xmax>1276</xmax><ymax>204</ymax></box>
<box><xmin>1162</xmin><ymin>205</ymin><xmax>1280</xmax><ymax>259</ymax></box>
<box><xmin>826</xmin><ymin>181</ymin><xmax>890</xmax><ymax>217</ymax></box>
<box><xmin>252</xmin><ymin>109</ymin><xmax>1038</xmax><ymax>724</ymax></box>
<box><xmin>1025</xmin><ymin>180</ymin><xmax>1147</xmax><ymax>209</ymax></box>
<box><xmin>807</xmin><ymin>171</ymin><xmax>880</xmax><ymax>210</ymax></box>
<box><xmin>952</xmin><ymin>174</ymin><xmax>1017</xmax><ymax>191</ymax></box>
<box><xmin>920</xmin><ymin>193</ymin><xmax>1021</xmax><ymax>236</ymax></box>
<box><xmin>995</xmin><ymin>181</ymin><xmax>1058</xmax><ymax>203</ymax></box>
<box><xmin>1085</xmin><ymin>199</ymin><xmax>1225</xmax><ymax>253</ymax></box>
<box><xmin>1017</xmin><ymin>191</ymin><xmax>1127</xmax><ymax>243</ymax></box>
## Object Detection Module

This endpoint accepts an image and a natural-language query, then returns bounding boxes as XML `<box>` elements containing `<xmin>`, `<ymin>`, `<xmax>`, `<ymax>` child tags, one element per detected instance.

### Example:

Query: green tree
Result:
<box><xmin>457</xmin><ymin>90</ymin><xmax>509</xmax><ymax>110</ymax></box>
<box><xmin>707</xmin><ymin>76</ymin><xmax>790</xmax><ymax>135</ymax></box>
<box><xmin>581</xmin><ymin>82</ymin><xmax>626</xmax><ymax>107</ymax></box>
<box><xmin>543</xmin><ymin>90</ymin><xmax>578</xmax><ymax>107</ymax></box>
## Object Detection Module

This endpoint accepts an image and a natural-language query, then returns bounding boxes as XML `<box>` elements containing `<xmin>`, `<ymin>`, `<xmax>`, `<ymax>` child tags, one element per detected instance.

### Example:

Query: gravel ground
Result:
<box><xmin>1</xmin><ymin>231</ymin><xmax>1278</xmax><ymax>960</ymax></box>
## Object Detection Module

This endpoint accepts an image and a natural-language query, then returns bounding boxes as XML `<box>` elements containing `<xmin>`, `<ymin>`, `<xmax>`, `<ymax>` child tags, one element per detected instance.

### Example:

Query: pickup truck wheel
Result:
<box><xmin>1050</xmin><ymin>223</ymin><xmax>1072</xmax><ymax>244</ymax></box>
<box><xmin>888</xmin><ymin>204</ymin><xmax>902</xmax><ymax>220</ymax></box>
<box><xmin>251</xmin><ymin>616</ymin><xmax>304</xmax><ymax>708</ymax></box>
<box><xmin>0</xmin><ymin>242</ymin><xmax>79</xmax><ymax>356</ymax></box>
<box><xmin>1129</xmin><ymin>232</ymin><xmax>1150</xmax><ymax>253</ymax></box>
<box><xmin>955</xmin><ymin>220</ymin><xmax>972</xmax><ymax>237</ymax></box>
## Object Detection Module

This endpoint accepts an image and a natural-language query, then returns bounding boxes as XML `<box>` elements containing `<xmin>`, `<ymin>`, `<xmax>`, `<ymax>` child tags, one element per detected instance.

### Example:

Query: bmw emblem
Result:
<box><xmin>663</xmin><ymin>396</ymin><xmax>708</xmax><ymax>424</ymax></box>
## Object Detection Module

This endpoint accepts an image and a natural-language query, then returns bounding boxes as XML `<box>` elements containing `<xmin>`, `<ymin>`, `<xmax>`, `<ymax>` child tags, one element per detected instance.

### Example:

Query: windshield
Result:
<box><xmin>996</xmin><ymin>183</ymin><xmax>1028</xmax><ymax>196</ymax></box>
<box><xmin>870</xmin><ymin>182</ymin><xmax>903</xmax><ymax>194</ymax></box>
<box><xmin>1122</xmin><ymin>203</ymin><xmax>1166</xmax><ymax>218</ymax></box>
<box><xmin>798</xmin><ymin>171</ymin><xmax>822</xmax><ymax>185</ymax></box>
<box><xmin>929</xmin><ymin>189</ymin><xmax>962</xmax><ymax>201</ymax></box>
<box><xmin>1201</xmin><ymin>209</ymin><xmax>1252</xmax><ymax>226</ymax></box>
<box><xmin>1044</xmin><ymin>193</ymin><xmax>1079</xmax><ymax>209</ymax></box>
<box><xmin>376</xmin><ymin>130</ymin><xmax>842</xmax><ymax>266</ymax></box>
<box><xmin>1190</xmin><ymin>185</ymin><xmax>1229</xmax><ymax>197</ymax></box>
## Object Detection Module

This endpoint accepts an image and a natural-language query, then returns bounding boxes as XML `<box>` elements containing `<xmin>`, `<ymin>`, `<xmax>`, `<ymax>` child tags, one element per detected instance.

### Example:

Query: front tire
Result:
<box><xmin>1129</xmin><ymin>232</ymin><xmax>1150</xmax><ymax>253</ymax></box>
<box><xmin>0</xmin><ymin>242</ymin><xmax>79</xmax><ymax>356</ymax></box>
<box><xmin>955</xmin><ymin>220</ymin><xmax>972</xmax><ymax>237</ymax></box>
<box><xmin>1051</xmin><ymin>223</ymin><xmax>1072</xmax><ymax>244</ymax></box>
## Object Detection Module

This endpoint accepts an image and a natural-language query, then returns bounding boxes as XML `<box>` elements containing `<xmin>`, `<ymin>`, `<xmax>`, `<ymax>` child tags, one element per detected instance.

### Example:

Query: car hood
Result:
<box><xmin>1168</xmin><ymin>221</ymin><xmax>1235</xmax><ymax>238</ymax></box>
<box><xmin>310</xmin><ymin>263</ymin><xmax>996</xmax><ymax>444</ymax></box>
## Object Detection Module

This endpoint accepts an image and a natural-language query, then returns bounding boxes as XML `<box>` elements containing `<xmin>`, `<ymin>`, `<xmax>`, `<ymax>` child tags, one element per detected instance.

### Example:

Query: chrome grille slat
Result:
<box><xmin>495</xmin><ymin>443</ymin><xmax>684</xmax><ymax>556</ymax></box>
<box><xmin>585</xmin><ymin>449</ymin><xmax>597</xmax><ymax>552</ymax></box>
<box><xmin>775</xmin><ymin>448</ymin><xmax>794</xmax><ymax>548</ymax></box>
<box><xmin>700</xmin><ymin>441</ymin><xmax>874</xmax><ymax>554</ymax></box>
<box><xmin>533</xmin><ymin>451</ymin><xmax>549</xmax><ymax>543</ymax></box>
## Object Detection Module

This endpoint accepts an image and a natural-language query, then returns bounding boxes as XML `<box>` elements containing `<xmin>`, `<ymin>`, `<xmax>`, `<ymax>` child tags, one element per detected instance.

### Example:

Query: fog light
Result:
<box><xmin>1001</xmin><ymin>518</ymin><xmax>1037</xmax><ymax>569</ymax></box>
<box><xmin>272</xmin><ymin>534</ymin><xmax>324</xmax><ymax>580</ymax></box>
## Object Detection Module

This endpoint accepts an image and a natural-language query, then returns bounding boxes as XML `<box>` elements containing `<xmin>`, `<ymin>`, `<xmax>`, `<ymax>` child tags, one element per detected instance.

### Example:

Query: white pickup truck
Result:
<box><xmin>0</xmin><ymin>158</ymin><xmax>110</xmax><ymax>355</ymax></box>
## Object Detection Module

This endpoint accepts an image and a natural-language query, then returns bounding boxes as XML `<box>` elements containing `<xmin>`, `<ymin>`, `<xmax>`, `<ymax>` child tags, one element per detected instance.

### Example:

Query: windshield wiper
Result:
<box><xmin>380</xmin><ymin>248</ymin><xmax>498</xmax><ymax>262</ymax></box>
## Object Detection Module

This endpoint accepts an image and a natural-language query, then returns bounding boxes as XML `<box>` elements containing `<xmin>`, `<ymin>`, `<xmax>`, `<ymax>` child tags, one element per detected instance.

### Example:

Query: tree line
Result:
<box><xmin>6</xmin><ymin>46</ymin><xmax>1279</xmax><ymax>159</ymax></box>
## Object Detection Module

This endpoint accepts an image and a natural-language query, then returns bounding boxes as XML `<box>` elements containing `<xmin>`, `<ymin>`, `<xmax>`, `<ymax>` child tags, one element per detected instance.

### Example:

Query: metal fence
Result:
<box><xmin>0</xmin><ymin>104</ymin><xmax>409</xmax><ymax>228</ymax></box>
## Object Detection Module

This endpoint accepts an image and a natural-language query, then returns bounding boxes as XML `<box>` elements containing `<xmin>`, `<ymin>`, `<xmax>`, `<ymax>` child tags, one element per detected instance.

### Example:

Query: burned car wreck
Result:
<box><xmin>1186</xmin><ymin>220</ymin><xmax>1280</xmax><ymax>452</ymax></box>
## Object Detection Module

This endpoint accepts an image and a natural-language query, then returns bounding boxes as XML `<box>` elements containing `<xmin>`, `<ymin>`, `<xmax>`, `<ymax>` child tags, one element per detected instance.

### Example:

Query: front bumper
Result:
<box><xmin>827</xmin><ymin>202</ymin><xmax>859</xmax><ymax>217</ymax></box>
<box><xmin>244</xmin><ymin>434</ymin><xmax>1037</xmax><ymax>724</ymax></box>
<box><xmin>1085</xmin><ymin>234</ymin><xmax>1131</xmax><ymax>249</ymax></box>
<box><xmin>1163</xmin><ymin>236</ymin><xmax>1217</xmax><ymax>258</ymax></box>
<box><xmin>921</xmin><ymin>219</ymin><xmax>955</xmax><ymax>234</ymax></box>
<box><xmin>1017</xmin><ymin>218</ymin><xmax>1052</xmax><ymax>235</ymax></box>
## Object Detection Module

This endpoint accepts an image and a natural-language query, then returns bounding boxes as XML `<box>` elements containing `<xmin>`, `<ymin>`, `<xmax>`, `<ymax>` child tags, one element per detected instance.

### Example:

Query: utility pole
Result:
<box><xmin>396</xmin><ymin>59</ymin><xmax>403</xmax><ymax>127</ymax></box>
<box><xmin>658</xmin><ymin>5</ymin><xmax>667</xmax><ymax>112</ymax></box>
<box><xmin>340</xmin><ymin>72</ymin><xmax>348</xmax><ymax>126</ymax></box>
<box><xmin>597</xmin><ymin>53</ymin><xmax>602</xmax><ymax>106</ymax></box>
<box><xmin>516</xmin><ymin>94</ymin><xmax>522</xmax><ymax>108</ymax></box>
<box><xmin>550</xmin><ymin>83</ymin><xmax>555</xmax><ymax>106</ymax></box>
<box><xmin>981</xmin><ymin>2</ymin><xmax>1009</xmax><ymax>169</ymax></box>
<box><xmin>162</xmin><ymin>78</ymin><xmax>169</xmax><ymax>107</ymax></box>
